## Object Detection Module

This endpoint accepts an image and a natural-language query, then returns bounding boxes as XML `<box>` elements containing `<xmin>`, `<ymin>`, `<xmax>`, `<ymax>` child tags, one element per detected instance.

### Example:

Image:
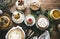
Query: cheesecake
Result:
<box><xmin>24</xmin><ymin>15</ymin><xmax>35</xmax><ymax>26</ymax></box>
<box><xmin>36</xmin><ymin>15</ymin><xmax>49</xmax><ymax>30</ymax></box>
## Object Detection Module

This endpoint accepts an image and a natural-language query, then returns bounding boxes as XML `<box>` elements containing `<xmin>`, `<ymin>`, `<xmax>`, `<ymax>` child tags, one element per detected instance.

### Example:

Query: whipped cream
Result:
<box><xmin>37</xmin><ymin>18</ymin><xmax>49</xmax><ymax>28</ymax></box>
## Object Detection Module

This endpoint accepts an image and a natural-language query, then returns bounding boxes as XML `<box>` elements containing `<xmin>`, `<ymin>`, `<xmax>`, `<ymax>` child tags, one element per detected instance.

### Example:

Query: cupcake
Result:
<box><xmin>6</xmin><ymin>26</ymin><xmax>25</xmax><ymax>39</ymax></box>
<box><xmin>15</xmin><ymin>0</ymin><xmax>26</xmax><ymax>10</ymax></box>
<box><xmin>0</xmin><ymin>16</ymin><xmax>11</xmax><ymax>30</ymax></box>
<box><xmin>30</xmin><ymin>0</ymin><xmax>40</xmax><ymax>10</ymax></box>
<box><xmin>12</xmin><ymin>11</ymin><xmax>24</xmax><ymax>24</ymax></box>
<box><xmin>50</xmin><ymin>9</ymin><xmax>60</xmax><ymax>20</ymax></box>
<box><xmin>36</xmin><ymin>15</ymin><xmax>49</xmax><ymax>30</ymax></box>
<box><xmin>24</xmin><ymin>15</ymin><xmax>35</xmax><ymax>26</ymax></box>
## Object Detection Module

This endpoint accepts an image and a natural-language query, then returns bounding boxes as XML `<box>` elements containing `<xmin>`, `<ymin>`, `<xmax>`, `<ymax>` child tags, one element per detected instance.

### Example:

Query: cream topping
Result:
<box><xmin>37</xmin><ymin>18</ymin><xmax>49</xmax><ymax>28</ymax></box>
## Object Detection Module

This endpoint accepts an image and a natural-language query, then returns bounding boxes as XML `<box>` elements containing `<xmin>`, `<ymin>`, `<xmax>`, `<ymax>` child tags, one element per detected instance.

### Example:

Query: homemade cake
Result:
<box><xmin>24</xmin><ymin>15</ymin><xmax>35</xmax><ymax>26</ymax></box>
<box><xmin>36</xmin><ymin>15</ymin><xmax>49</xmax><ymax>30</ymax></box>
<box><xmin>30</xmin><ymin>0</ymin><xmax>40</xmax><ymax>10</ymax></box>
<box><xmin>15</xmin><ymin>0</ymin><xmax>26</xmax><ymax>10</ymax></box>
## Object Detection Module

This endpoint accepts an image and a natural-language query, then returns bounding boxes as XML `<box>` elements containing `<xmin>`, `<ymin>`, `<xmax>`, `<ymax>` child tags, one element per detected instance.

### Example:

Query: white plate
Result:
<box><xmin>24</xmin><ymin>15</ymin><xmax>35</xmax><ymax>26</ymax></box>
<box><xmin>12</xmin><ymin>11</ymin><xmax>24</xmax><ymax>24</ymax></box>
<box><xmin>5</xmin><ymin>26</ymin><xmax>25</xmax><ymax>39</ymax></box>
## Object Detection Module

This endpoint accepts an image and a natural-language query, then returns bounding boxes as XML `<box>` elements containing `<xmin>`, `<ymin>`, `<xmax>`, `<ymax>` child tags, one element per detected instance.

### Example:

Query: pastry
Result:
<box><xmin>0</xmin><ymin>0</ymin><xmax>16</xmax><ymax>7</ymax></box>
<box><xmin>15</xmin><ymin>0</ymin><xmax>26</xmax><ymax>10</ymax></box>
<box><xmin>30</xmin><ymin>1</ymin><xmax>40</xmax><ymax>10</ymax></box>
<box><xmin>36</xmin><ymin>15</ymin><xmax>49</xmax><ymax>30</ymax></box>
<box><xmin>6</xmin><ymin>26</ymin><xmax>25</xmax><ymax>39</ymax></box>
<box><xmin>24</xmin><ymin>15</ymin><xmax>35</xmax><ymax>26</ymax></box>
<box><xmin>0</xmin><ymin>16</ymin><xmax>11</xmax><ymax>30</ymax></box>
<box><xmin>12</xmin><ymin>11</ymin><xmax>24</xmax><ymax>24</ymax></box>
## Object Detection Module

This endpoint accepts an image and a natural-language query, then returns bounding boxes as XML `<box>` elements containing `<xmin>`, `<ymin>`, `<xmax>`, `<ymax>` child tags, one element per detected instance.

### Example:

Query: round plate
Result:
<box><xmin>6</xmin><ymin>26</ymin><xmax>25</xmax><ymax>39</ymax></box>
<box><xmin>12</xmin><ymin>11</ymin><xmax>24</xmax><ymax>24</ymax></box>
<box><xmin>24</xmin><ymin>15</ymin><xmax>35</xmax><ymax>26</ymax></box>
<box><xmin>36</xmin><ymin>15</ymin><xmax>49</xmax><ymax>30</ymax></box>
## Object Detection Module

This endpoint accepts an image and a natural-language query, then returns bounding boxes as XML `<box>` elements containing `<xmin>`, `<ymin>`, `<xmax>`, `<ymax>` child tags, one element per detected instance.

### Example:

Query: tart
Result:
<box><xmin>12</xmin><ymin>11</ymin><xmax>24</xmax><ymax>24</ymax></box>
<box><xmin>6</xmin><ymin>26</ymin><xmax>25</xmax><ymax>39</ymax></box>
<box><xmin>30</xmin><ymin>1</ymin><xmax>40</xmax><ymax>10</ymax></box>
<box><xmin>24</xmin><ymin>15</ymin><xmax>35</xmax><ymax>26</ymax></box>
<box><xmin>15</xmin><ymin>0</ymin><xmax>26</xmax><ymax>10</ymax></box>
<box><xmin>50</xmin><ymin>9</ymin><xmax>60</xmax><ymax>20</ymax></box>
<box><xmin>36</xmin><ymin>15</ymin><xmax>49</xmax><ymax>30</ymax></box>
<box><xmin>0</xmin><ymin>16</ymin><xmax>11</xmax><ymax>29</ymax></box>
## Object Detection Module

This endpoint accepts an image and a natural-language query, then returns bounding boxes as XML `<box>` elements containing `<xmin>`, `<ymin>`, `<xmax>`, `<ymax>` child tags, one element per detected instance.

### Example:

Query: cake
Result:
<box><xmin>0</xmin><ymin>16</ymin><xmax>11</xmax><ymax>29</ymax></box>
<box><xmin>36</xmin><ymin>15</ymin><xmax>49</xmax><ymax>30</ymax></box>
<box><xmin>24</xmin><ymin>15</ymin><xmax>35</xmax><ymax>26</ymax></box>
<box><xmin>12</xmin><ymin>11</ymin><xmax>24</xmax><ymax>24</ymax></box>
<box><xmin>15</xmin><ymin>0</ymin><xmax>26</xmax><ymax>10</ymax></box>
<box><xmin>50</xmin><ymin>9</ymin><xmax>60</xmax><ymax>20</ymax></box>
<box><xmin>6</xmin><ymin>26</ymin><xmax>25</xmax><ymax>39</ymax></box>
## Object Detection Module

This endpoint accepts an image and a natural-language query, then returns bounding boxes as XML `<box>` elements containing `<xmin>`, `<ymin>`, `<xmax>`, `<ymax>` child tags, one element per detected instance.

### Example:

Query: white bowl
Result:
<box><xmin>50</xmin><ymin>9</ymin><xmax>60</xmax><ymax>20</ymax></box>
